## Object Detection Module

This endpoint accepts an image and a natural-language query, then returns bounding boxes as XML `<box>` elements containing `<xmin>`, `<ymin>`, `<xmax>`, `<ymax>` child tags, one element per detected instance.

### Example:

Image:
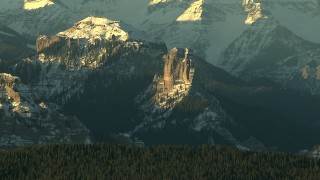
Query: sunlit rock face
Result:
<box><xmin>133</xmin><ymin>48</ymin><xmax>247</xmax><ymax>147</ymax></box>
<box><xmin>24</xmin><ymin>0</ymin><xmax>54</xmax><ymax>10</ymax></box>
<box><xmin>163</xmin><ymin>48</ymin><xmax>194</xmax><ymax>91</ymax></box>
<box><xmin>147</xmin><ymin>48</ymin><xmax>195</xmax><ymax>109</ymax></box>
<box><xmin>242</xmin><ymin>0</ymin><xmax>267</xmax><ymax>24</ymax></box>
<box><xmin>0</xmin><ymin>74</ymin><xmax>20</xmax><ymax>89</ymax></box>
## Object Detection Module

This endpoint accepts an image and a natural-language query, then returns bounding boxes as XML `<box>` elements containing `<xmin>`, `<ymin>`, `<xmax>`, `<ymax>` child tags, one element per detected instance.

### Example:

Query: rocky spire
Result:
<box><xmin>163</xmin><ymin>48</ymin><xmax>193</xmax><ymax>91</ymax></box>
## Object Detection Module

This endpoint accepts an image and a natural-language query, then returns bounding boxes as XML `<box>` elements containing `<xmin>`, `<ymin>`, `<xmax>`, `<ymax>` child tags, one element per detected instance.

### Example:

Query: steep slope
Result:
<box><xmin>0</xmin><ymin>16</ymin><xmax>165</xmax><ymax>150</ymax></box>
<box><xmin>0</xmin><ymin>73</ymin><xmax>90</xmax><ymax>150</ymax></box>
<box><xmin>146</xmin><ymin>0</ymin><xmax>249</xmax><ymax>59</ymax></box>
<box><xmin>131</xmin><ymin>48</ymin><xmax>320</xmax><ymax>151</ymax></box>
<box><xmin>0</xmin><ymin>0</ymin><xmax>78</xmax><ymax>40</ymax></box>
<box><xmin>6</xmin><ymin>16</ymin><xmax>166</xmax><ymax>140</ymax></box>
<box><xmin>217</xmin><ymin>16</ymin><xmax>320</xmax><ymax>95</ymax></box>
<box><xmin>3</xmin><ymin>15</ymin><xmax>319</xmax><ymax>152</ymax></box>
<box><xmin>0</xmin><ymin>24</ymin><xmax>34</xmax><ymax>72</ymax></box>
<box><xmin>2</xmin><ymin>0</ymin><xmax>319</xmax><ymax>75</ymax></box>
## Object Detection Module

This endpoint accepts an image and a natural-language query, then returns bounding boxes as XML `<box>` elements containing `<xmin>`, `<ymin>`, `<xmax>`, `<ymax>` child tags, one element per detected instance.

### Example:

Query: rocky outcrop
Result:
<box><xmin>316</xmin><ymin>66</ymin><xmax>320</xmax><ymax>80</ymax></box>
<box><xmin>0</xmin><ymin>73</ymin><xmax>91</xmax><ymax>150</ymax></box>
<box><xmin>163</xmin><ymin>48</ymin><xmax>194</xmax><ymax>91</ymax></box>
<box><xmin>36</xmin><ymin>35</ymin><xmax>68</xmax><ymax>53</ymax></box>
<box><xmin>242</xmin><ymin>0</ymin><xmax>266</xmax><ymax>25</ymax></box>
<box><xmin>0</xmin><ymin>73</ymin><xmax>20</xmax><ymax>89</ymax></box>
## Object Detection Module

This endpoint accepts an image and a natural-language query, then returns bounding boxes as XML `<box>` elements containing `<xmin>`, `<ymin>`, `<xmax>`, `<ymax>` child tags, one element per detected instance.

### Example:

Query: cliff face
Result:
<box><xmin>36</xmin><ymin>35</ymin><xmax>67</xmax><ymax>53</ymax></box>
<box><xmin>163</xmin><ymin>48</ymin><xmax>194</xmax><ymax>91</ymax></box>
<box><xmin>0</xmin><ymin>74</ymin><xmax>21</xmax><ymax>104</ymax></box>
<box><xmin>0</xmin><ymin>73</ymin><xmax>20</xmax><ymax>89</ymax></box>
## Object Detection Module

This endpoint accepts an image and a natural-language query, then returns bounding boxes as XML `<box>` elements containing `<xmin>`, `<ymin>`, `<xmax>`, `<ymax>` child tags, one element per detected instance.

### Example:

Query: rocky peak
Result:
<box><xmin>242</xmin><ymin>0</ymin><xmax>267</xmax><ymax>24</ymax></box>
<box><xmin>57</xmin><ymin>16</ymin><xmax>128</xmax><ymax>43</ymax></box>
<box><xmin>163</xmin><ymin>48</ymin><xmax>194</xmax><ymax>91</ymax></box>
<box><xmin>57</xmin><ymin>16</ymin><xmax>149</xmax><ymax>44</ymax></box>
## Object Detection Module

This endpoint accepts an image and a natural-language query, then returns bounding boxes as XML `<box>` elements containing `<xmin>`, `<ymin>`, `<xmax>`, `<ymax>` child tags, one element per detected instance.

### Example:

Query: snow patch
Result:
<box><xmin>24</xmin><ymin>0</ymin><xmax>54</xmax><ymax>11</ymax></box>
<box><xmin>58</xmin><ymin>16</ymin><xmax>149</xmax><ymax>44</ymax></box>
<box><xmin>176</xmin><ymin>0</ymin><xmax>205</xmax><ymax>22</ymax></box>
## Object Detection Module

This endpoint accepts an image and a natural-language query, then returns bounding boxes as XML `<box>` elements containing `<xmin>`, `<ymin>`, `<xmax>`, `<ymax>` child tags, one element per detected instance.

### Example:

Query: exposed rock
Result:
<box><xmin>163</xmin><ymin>48</ymin><xmax>194</xmax><ymax>91</ymax></box>
<box><xmin>0</xmin><ymin>73</ymin><xmax>20</xmax><ymax>89</ymax></box>
<box><xmin>0</xmin><ymin>73</ymin><xmax>91</xmax><ymax>150</ymax></box>
<box><xmin>301</xmin><ymin>65</ymin><xmax>310</xmax><ymax>79</ymax></box>
<box><xmin>316</xmin><ymin>66</ymin><xmax>320</xmax><ymax>80</ymax></box>
<box><xmin>36</xmin><ymin>35</ymin><xmax>68</xmax><ymax>53</ymax></box>
<box><xmin>243</xmin><ymin>0</ymin><xmax>267</xmax><ymax>25</ymax></box>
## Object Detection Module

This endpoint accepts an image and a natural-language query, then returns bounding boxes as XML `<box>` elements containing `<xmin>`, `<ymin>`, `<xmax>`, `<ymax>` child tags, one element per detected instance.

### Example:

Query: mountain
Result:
<box><xmin>217</xmin><ymin>17</ymin><xmax>320</xmax><ymax>95</ymax></box>
<box><xmin>0</xmin><ymin>73</ymin><xmax>90</xmax><ymax>150</ymax></box>
<box><xmin>1</xmin><ymin>0</ymin><xmax>320</xmax><ymax>152</ymax></box>
<box><xmin>1</xmin><ymin>0</ymin><xmax>320</xmax><ymax>96</ymax></box>
<box><xmin>0</xmin><ymin>16</ymin><xmax>165</xmax><ymax>150</ymax></box>
<box><xmin>2</xmin><ymin>16</ymin><xmax>319</xmax><ymax>152</ymax></box>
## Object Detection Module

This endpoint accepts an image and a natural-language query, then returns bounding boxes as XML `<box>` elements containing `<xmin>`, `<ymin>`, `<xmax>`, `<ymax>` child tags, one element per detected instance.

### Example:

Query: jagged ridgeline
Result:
<box><xmin>0</xmin><ymin>144</ymin><xmax>320</xmax><ymax>179</ymax></box>
<box><xmin>1</xmin><ymin>15</ymin><xmax>320</xmax><ymax>152</ymax></box>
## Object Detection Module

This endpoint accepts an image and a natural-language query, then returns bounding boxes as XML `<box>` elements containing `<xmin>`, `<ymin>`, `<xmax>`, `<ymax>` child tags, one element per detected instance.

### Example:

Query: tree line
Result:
<box><xmin>0</xmin><ymin>143</ymin><xmax>319</xmax><ymax>179</ymax></box>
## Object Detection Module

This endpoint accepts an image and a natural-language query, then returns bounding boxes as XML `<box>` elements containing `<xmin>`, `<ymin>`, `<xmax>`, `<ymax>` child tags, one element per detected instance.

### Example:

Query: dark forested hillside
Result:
<box><xmin>0</xmin><ymin>144</ymin><xmax>319</xmax><ymax>179</ymax></box>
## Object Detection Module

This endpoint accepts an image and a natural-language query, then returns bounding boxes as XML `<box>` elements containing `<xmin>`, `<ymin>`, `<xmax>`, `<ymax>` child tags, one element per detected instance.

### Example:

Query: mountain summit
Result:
<box><xmin>58</xmin><ymin>16</ymin><xmax>149</xmax><ymax>44</ymax></box>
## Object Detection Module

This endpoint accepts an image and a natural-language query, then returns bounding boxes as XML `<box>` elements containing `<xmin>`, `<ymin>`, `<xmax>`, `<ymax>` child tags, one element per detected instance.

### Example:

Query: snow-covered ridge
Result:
<box><xmin>24</xmin><ymin>0</ymin><xmax>54</xmax><ymax>10</ymax></box>
<box><xmin>58</xmin><ymin>16</ymin><xmax>149</xmax><ymax>44</ymax></box>
<box><xmin>176</xmin><ymin>0</ymin><xmax>205</xmax><ymax>22</ymax></box>
<box><xmin>58</xmin><ymin>16</ymin><xmax>129</xmax><ymax>43</ymax></box>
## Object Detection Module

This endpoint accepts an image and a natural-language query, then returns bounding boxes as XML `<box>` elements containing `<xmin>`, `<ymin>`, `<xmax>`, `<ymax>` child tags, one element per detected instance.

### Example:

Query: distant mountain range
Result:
<box><xmin>0</xmin><ymin>0</ymin><xmax>319</xmax><ymax>153</ymax></box>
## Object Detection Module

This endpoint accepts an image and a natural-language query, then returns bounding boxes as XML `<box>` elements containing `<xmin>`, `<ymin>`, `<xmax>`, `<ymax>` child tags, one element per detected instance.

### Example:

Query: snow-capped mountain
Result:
<box><xmin>5</xmin><ymin>16</ymin><xmax>319</xmax><ymax>151</ymax></box>
<box><xmin>1</xmin><ymin>2</ymin><xmax>320</xmax><ymax>152</ymax></box>
<box><xmin>2</xmin><ymin>0</ymin><xmax>319</xmax><ymax>95</ymax></box>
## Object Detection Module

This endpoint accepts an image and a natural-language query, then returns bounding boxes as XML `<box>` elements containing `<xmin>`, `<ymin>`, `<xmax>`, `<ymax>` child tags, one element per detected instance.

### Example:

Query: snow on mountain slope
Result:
<box><xmin>176</xmin><ymin>0</ymin><xmax>205</xmax><ymax>22</ymax></box>
<box><xmin>16</xmin><ymin>16</ymin><xmax>163</xmax><ymax>103</ymax></box>
<box><xmin>216</xmin><ymin>15</ymin><xmax>320</xmax><ymax>95</ymax></box>
<box><xmin>1</xmin><ymin>0</ymin><xmax>320</xmax><ymax>97</ymax></box>
<box><xmin>253</xmin><ymin>48</ymin><xmax>320</xmax><ymax>95</ymax></box>
<box><xmin>24</xmin><ymin>0</ymin><xmax>54</xmax><ymax>10</ymax></box>
<box><xmin>133</xmin><ymin>47</ymin><xmax>243</xmax><ymax>147</ymax></box>
<box><xmin>1</xmin><ymin>0</ymin><xmax>319</xmax><ymax>49</ymax></box>
<box><xmin>267</xmin><ymin>1</ymin><xmax>320</xmax><ymax>43</ymax></box>
<box><xmin>218</xmin><ymin>17</ymin><xmax>318</xmax><ymax>74</ymax></box>
<box><xmin>0</xmin><ymin>73</ymin><xmax>90</xmax><ymax>150</ymax></box>
<box><xmin>58</xmin><ymin>16</ymin><xmax>150</xmax><ymax>43</ymax></box>
<box><xmin>146</xmin><ymin>0</ymin><xmax>249</xmax><ymax>59</ymax></box>
<box><xmin>0</xmin><ymin>0</ymin><xmax>78</xmax><ymax>40</ymax></box>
